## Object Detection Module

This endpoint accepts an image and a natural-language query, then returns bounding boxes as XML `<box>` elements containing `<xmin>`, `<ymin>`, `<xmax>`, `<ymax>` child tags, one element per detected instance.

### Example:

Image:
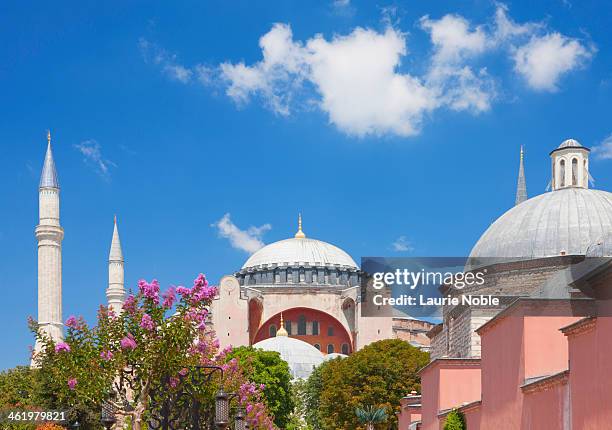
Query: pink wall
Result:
<box><xmin>568</xmin><ymin>317</ymin><xmax>612</xmax><ymax>429</ymax></box>
<box><xmin>419</xmin><ymin>360</ymin><xmax>481</xmax><ymax>430</ymax></box>
<box><xmin>523</xmin><ymin>315</ymin><xmax>576</xmax><ymax>379</ymax></box>
<box><xmin>397</xmin><ymin>397</ymin><xmax>421</xmax><ymax>430</ymax></box>
<box><xmin>463</xmin><ymin>404</ymin><xmax>481</xmax><ymax>430</ymax></box>
<box><xmin>521</xmin><ymin>382</ymin><xmax>567</xmax><ymax>429</ymax></box>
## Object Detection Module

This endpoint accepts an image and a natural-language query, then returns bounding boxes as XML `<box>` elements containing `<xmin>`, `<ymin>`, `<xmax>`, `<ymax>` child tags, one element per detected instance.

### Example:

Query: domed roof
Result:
<box><xmin>242</xmin><ymin>237</ymin><xmax>358</xmax><ymax>269</ymax></box>
<box><xmin>558</xmin><ymin>138</ymin><xmax>583</xmax><ymax>149</ymax></box>
<box><xmin>252</xmin><ymin>336</ymin><xmax>324</xmax><ymax>379</ymax></box>
<box><xmin>469</xmin><ymin>188</ymin><xmax>612</xmax><ymax>265</ymax></box>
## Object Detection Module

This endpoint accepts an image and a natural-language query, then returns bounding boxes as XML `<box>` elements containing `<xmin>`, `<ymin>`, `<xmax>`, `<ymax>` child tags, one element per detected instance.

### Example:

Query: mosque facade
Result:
<box><xmin>31</xmin><ymin>133</ymin><xmax>432</xmax><ymax>372</ymax></box>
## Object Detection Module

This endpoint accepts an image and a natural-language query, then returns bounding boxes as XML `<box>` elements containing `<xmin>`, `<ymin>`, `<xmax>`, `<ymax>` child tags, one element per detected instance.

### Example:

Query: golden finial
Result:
<box><xmin>47</xmin><ymin>130</ymin><xmax>51</xmax><ymax>145</ymax></box>
<box><xmin>276</xmin><ymin>312</ymin><xmax>288</xmax><ymax>337</ymax></box>
<box><xmin>294</xmin><ymin>213</ymin><xmax>306</xmax><ymax>239</ymax></box>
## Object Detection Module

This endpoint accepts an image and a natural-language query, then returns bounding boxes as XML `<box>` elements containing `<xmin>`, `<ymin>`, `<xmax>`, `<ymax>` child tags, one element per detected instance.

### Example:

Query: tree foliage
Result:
<box><xmin>444</xmin><ymin>409</ymin><xmax>466</xmax><ymax>430</ymax></box>
<box><xmin>30</xmin><ymin>274</ymin><xmax>275</xmax><ymax>430</ymax></box>
<box><xmin>313</xmin><ymin>339</ymin><xmax>429</xmax><ymax>430</ymax></box>
<box><xmin>226</xmin><ymin>346</ymin><xmax>294</xmax><ymax>428</ymax></box>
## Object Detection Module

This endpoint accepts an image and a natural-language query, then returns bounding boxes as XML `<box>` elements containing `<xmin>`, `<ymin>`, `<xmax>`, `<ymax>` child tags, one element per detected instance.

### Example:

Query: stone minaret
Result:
<box><xmin>107</xmin><ymin>216</ymin><xmax>125</xmax><ymax>313</ymax></box>
<box><xmin>515</xmin><ymin>145</ymin><xmax>527</xmax><ymax>205</ymax></box>
<box><xmin>34</xmin><ymin>131</ymin><xmax>64</xmax><ymax>358</ymax></box>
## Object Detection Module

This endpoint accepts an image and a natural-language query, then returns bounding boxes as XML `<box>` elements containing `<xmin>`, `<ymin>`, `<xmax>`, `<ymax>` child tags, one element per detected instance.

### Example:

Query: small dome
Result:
<box><xmin>558</xmin><ymin>138</ymin><xmax>583</xmax><ymax>149</ymax></box>
<box><xmin>242</xmin><ymin>237</ymin><xmax>358</xmax><ymax>269</ymax></box>
<box><xmin>252</xmin><ymin>336</ymin><xmax>324</xmax><ymax>379</ymax></box>
<box><xmin>469</xmin><ymin>188</ymin><xmax>612</xmax><ymax>266</ymax></box>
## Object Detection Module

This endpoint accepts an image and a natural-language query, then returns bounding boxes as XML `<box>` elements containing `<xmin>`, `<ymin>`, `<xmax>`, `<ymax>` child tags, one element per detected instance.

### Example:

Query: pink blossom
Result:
<box><xmin>138</xmin><ymin>279</ymin><xmax>160</xmax><ymax>304</ymax></box>
<box><xmin>120</xmin><ymin>334</ymin><xmax>137</xmax><ymax>350</ymax></box>
<box><xmin>176</xmin><ymin>286</ymin><xmax>191</xmax><ymax>296</ymax></box>
<box><xmin>179</xmin><ymin>368</ymin><xmax>188</xmax><ymax>377</ymax></box>
<box><xmin>212</xmin><ymin>339</ymin><xmax>220</xmax><ymax>349</ymax></box>
<box><xmin>55</xmin><ymin>342</ymin><xmax>71</xmax><ymax>353</ymax></box>
<box><xmin>169</xmin><ymin>377</ymin><xmax>180</xmax><ymax>388</ymax></box>
<box><xmin>100</xmin><ymin>350</ymin><xmax>113</xmax><ymax>361</ymax></box>
<box><xmin>162</xmin><ymin>287</ymin><xmax>176</xmax><ymax>308</ymax></box>
<box><xmin>140</xmin><ymin>313</ymin><xmax>155</xmax><ymax>331</ymax></box>
<box><xmin>65</xmin><ymin>316</ymin><xmax>78</xmax><ymax>329</ymax></box>
<box><xmin>67</xmin><ymin>378</ymin><xmax>77</xmax><ymax>390</ymax></box>
<box><xmin>123</xmin><ymin>295</ymin><xmax>137</xmax><ymax>313</ymax></box>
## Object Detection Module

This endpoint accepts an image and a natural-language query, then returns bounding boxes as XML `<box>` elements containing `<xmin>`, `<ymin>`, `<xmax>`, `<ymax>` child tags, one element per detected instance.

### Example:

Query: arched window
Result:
<box><xmin>324</xmin><ymin>270</ymin><xmax>330</xmax><ymax>284</ymax></box>
<box><xmin>299</xmin><ymin>269</ymin><xmax>305</xmax><ymax>283</ymax></box>
<box><xmin>327</xmin><ymin>325</ymin><xmax>334</xmax><ymax>336</ymax></box>
<box><xmin>560</xmin><ymin>159</ymin><xmax>566</xmax><ymax>187</ymax></box>
<box><xmin>327</xmin><ymin>344</ymin><xmax>335</xmax><ymax>354</ymax></box>
<box><xmin>314</xmin><ymin>343</ymin><xmax>321</xmax><ymax>351</ymax></box>
<box><xmin>341</xmin><ymin>343</ymin><xmax>349</xmax><ymax>355</ymax></box>
<box><xmin>572</xmin><ymin>158</ymin><xmax>578</xmax><ymax>186</ymax></box>
<box><xmin>312</xmin><ymin>271</ymin><xmax>318</xmax><ymax>284</ymax></box>
<box><xmin>285</xmin><ymin>320</ymin><xmax>292</xmax><ymax>335</ymax></box>
<box><xmin>298</xmin><ymin>315</ymin><xmax>307</xmax><ymax>335</ymax></box>
<box><xmin>274</xmin><ymin>270</ymin><xmax>280</xmax><ymax>284</ymax></box>
<box><xmin>269</xmin><ymin>324</ymin><xmax>277</xmax><ymax>337</ymax></box>
<box><xmin>287</xmin><ymin>270</ymin><xmax>293</xmax><ymax>282</ymax></box>
<box><xmin>312</xmin><ymin>320</ymin><xmax>319</xmax><ymax>335</ymax></box>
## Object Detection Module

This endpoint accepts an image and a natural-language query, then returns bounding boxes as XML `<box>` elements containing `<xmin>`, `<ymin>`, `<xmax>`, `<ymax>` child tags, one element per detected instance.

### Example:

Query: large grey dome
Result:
<box><xmin>469</xmin><ymin>188</ymin><xmax>612</xmax><ymax>264</ymax></box>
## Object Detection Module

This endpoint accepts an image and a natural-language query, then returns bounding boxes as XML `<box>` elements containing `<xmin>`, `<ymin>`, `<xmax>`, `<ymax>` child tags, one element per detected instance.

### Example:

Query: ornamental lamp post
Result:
<box><xmin>215</xmin><ymin>389</ymin><xmax>230</xmax><ymax>429</ymax></box>
<box><xmin>101</xmin><ymin>401</ymin><xmax>117</xmax><ymax>430</ymax></box>
<box><xmin>234</xmin><ymin>407</ymin><xmax>247</xmax><ymax>430</ymax></box>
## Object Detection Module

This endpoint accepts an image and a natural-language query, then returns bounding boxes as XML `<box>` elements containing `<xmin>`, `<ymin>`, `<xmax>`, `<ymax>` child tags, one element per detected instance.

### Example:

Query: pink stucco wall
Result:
<box><xmin>397</xmin><ymin>397</ymin><xmax>421</xmax><ymax>430</ymax></box>
<box><xmin>419</xmin><ymin>359</ymin><xmax>481</xmax><ymax>430</ymax></box>
<box><xmin>567</xmin><ymin>317</ymin><xmax>612</xmax><ymax>429</ymax></box>
<box><xmin>521</xmin><ymin>381</ymin><xmax>568</xmax><ymax>429</ymax></box>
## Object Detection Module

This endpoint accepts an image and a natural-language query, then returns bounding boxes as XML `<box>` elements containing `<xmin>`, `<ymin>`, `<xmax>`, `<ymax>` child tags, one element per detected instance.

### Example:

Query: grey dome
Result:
<box><xmin>586</xmin><ymin>233</ymin><xmax>612</xmax><ymax>257</ymax></box>
<box><xmin>242</xmin><ymin>237</ymin><xmax>357</xmax><ymax>270</ymax></box>
<box><xmin>469</xmin><ymin>188</ymin><xmax>612</xmax><ymax>265</ymax></box>
<box><xmin>252</xmin><ymin>336</ymin><xmax>324</xmax><ymax>379</ymax></box>
<box><xmin>558</xmin><ymin>138</ymin><xmax>583</xmax><ymax>149</ymax></box>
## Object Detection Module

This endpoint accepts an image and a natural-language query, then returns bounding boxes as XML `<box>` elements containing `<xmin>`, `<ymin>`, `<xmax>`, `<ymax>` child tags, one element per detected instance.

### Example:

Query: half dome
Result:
<box><xmin>469</xmin><ymin>188</ymin><xmax>612</xmax><ymax>265</ymax></box>
<box><xmin>252</xmin><ymin>336</ymin><xmax>324</xmax><ymax>379</ymax></box>
<box><xmin>242</xmin><ymin>237</ymin><xmax>358</xmax><ymax>270</ymax></box>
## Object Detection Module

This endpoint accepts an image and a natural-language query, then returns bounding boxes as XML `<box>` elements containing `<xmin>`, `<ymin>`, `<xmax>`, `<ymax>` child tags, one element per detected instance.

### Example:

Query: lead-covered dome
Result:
<box><xmin>252</xmin><ymin>336</ymin><xmax>324</xmax><ymax>379</ymax></box>
<box><xmin>469</xmin><ymin>188</ymin><xmax>612</xmax><ymax>264</ymax></box>
<box><xmin>242</xmin><ymin>237</ymin><xmax>358</xmax><ymax>270</ymax></box>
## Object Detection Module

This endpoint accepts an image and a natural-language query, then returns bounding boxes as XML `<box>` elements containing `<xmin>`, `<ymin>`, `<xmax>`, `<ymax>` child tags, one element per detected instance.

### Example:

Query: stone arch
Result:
<box><xmin>253</xmin><ymin>307</ymin><xmax>353</xmax><ymax>354</ymax></box>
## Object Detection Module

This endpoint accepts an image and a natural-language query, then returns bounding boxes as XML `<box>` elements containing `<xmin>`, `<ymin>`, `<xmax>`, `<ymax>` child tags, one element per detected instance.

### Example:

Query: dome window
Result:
<box><xmin>269</xmin><ymin>324</ymin><xmax>277</xmax><ymax>337</ymax></box>
<box><xmin>327</xmin><ymin>344</ymin><xmax>335</xmax><ymax>354</ymax></box>
<box><xmin>572</xmin><ymin>158</ymin><xmax>578</xmax><ymax>186</ymax></box>
<box><xmin>298</xmin><ymin>315</ymin><xmax>307</xmax><ymax>335</ymax></box>
<box><xmin>341</xmin><ymin>343</ymin><xmax>349</xmax><ymax>355</ymax></box>
<box><xmin>314</xmin><ymin>343</ymin><xmax>321</xmax><ymax>350</ymax></box>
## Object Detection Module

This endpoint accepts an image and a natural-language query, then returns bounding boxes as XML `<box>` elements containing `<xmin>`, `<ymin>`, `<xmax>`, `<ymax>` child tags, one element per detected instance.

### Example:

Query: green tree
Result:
<box><xmin>355</xmin><ymin>406</ymin><xmax>387</xmax><ymax>430</ymax></box>
<box><xmin>31</xmin><ymin>275</ymin><xmax>275</xmax><ymax>430</ymax></box>
<box><xmin>444</xmin><ymin>409</ymin><xmax>466</xmax><ymax>430</ymax></box>
<box><xmin>302</xmin><ymin>362</ymin><xmax>327</xmax><ymax>430</ymax></box>
<box><xmin>226</xmin><ymin>346</ymin><xmax>294</xmax><ymax>428</ymax></box>
<box><xmin>317</xmin><ymin>339</ymin><xmax>429</xmax><ymax>430</ymax></box>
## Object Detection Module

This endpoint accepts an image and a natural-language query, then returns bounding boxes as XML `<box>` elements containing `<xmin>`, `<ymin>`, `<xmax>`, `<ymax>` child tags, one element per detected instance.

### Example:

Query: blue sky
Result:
<box><xmin>1</xmin><ymin>0</ymin><xmax>611</xmax><ymax>369</ymax></box>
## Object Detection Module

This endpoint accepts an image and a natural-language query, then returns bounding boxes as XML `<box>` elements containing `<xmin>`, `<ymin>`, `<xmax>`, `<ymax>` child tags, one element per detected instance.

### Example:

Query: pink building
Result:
<box><xmin>398</xmin><ymin>139</ymin><xmax>612</xmax><ymax>429</ymax></box>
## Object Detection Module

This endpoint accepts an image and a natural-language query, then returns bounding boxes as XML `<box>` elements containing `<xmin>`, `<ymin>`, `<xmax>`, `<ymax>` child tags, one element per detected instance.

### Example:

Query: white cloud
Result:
<box><xmin>420</xmin><ymin>14</ymin><xmax>487</xmax><ymax>63</ymax></box>
<box><xmin>143</xmin><ymin>4</ymin><xmax>595</xmax><ymax>138</ymax></box>
<box><xmin>392</xmin><ymin>236</ymin><xmax>413</xmax><ymax>252</ymax></box>
<box><xmin>211</xmin><ymin>213</ymin><xmax>271</xmax><ymax>254</ymax></box>
<box><xmin>513</xmin><ymin>33</ymin><xmax>594</xmax><ymax>91</ymax></box>
<box><xmin>592</xmin><ymin>134</ymin><xmax>612</xmax><ymax>160</ymax></box>
<box><xmin>139</xmin><ymin>38</ymin><xmax>194</xmax><ymax>83</ymax></box>
<box><xmin>73</xmin><ymin>140</ymin><xmax>116</xmax><ymax>180</ymax></box>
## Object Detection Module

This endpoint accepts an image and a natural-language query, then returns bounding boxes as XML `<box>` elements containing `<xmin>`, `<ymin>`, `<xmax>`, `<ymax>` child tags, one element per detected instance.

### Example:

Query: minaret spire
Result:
<box><xmin>107</xmin><ymin>216</ymin><xmax>125</xmax><ymax>313</ymax></box>
<box><xmin>40</xmin><ymin>130</ymin><xmax>59</xmax><ymax>189</ymax></box>
<box><xmin>33</xmin><ymin>130</ymin><xmax>64</xmax><ymax>365</ymax></box>
<box><xmin>294</xmin><ymin>213</ymin><xmax>306</xmax><ymax>239</ymax></box>
<box><xmin>515</xmin><ymin>145</ymin><xmax>527</xmax><ymax>205</ymax></box>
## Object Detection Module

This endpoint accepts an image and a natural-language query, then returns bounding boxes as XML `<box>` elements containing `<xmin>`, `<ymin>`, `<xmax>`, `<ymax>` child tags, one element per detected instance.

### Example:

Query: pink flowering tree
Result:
<box><xmin>31</xmin><ymin>274</ymin><xmax>275</xmax><ymax>430</ymax></box>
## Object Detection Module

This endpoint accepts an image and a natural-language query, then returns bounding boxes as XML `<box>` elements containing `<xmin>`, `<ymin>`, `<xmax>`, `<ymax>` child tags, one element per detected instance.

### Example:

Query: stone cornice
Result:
<box><xmin>560</xmin><ymin>316</ymin><xmax>596</xmax><ymax>337</ymax></box>
<box><xmin>520</xmin><ymin>370</ymin><xmax>569</xmax><ymax>394</ymax></box>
